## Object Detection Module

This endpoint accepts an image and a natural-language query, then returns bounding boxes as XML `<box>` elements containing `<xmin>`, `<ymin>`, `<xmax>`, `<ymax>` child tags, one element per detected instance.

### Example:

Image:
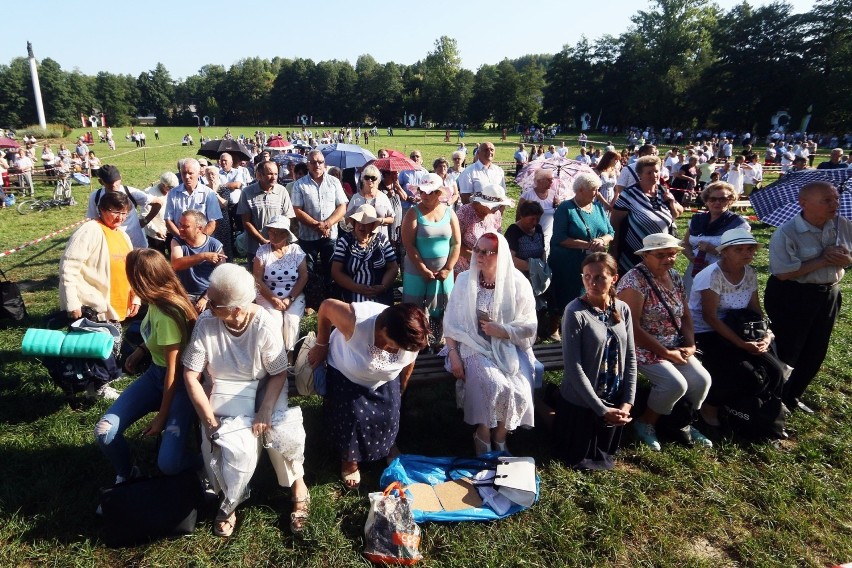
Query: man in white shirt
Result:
<box><xmin>143</xmin><ymin>171</ymin><xmax>179</xmax><ymax>255</ymax></box>
<box><xmin>457</xmin><ymin>141</ymin><xmax>505</xmax><ymax>205</ymax></box>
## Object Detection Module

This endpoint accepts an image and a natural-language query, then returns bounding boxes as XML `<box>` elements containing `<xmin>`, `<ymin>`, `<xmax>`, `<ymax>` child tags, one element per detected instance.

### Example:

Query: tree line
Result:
<box><xmin>1</xmin><ymin>0</ymin><xmax>849</xmax><ymax>133</ymax></box>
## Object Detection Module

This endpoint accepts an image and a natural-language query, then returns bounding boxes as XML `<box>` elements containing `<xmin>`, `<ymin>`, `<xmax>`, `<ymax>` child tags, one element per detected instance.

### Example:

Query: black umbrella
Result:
<box><xmin>197</xmin><ymin>139</ymin><xmax>252</xmax><ymax>162</ymax></box>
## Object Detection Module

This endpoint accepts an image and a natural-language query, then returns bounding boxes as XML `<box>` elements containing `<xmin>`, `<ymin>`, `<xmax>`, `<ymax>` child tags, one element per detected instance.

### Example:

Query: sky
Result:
<box><xmin>3</xmin><ymin>0</ymin><xmax>815</xmax><ymax>80</ymax></box>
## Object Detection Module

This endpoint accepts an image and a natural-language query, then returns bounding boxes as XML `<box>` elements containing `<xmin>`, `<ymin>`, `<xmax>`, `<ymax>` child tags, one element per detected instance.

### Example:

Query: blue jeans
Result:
<box><xmin>94</xmin><ymin>364</ymin><xmax>198</xmax><ymax>478</ymax></box>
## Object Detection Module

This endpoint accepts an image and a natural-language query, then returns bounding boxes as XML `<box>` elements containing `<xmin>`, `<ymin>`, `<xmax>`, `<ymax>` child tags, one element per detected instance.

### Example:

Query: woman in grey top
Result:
<box><xmin>554</xmin><ymin>252</ymin><xmax>637</xmax><ymax>470</ymax></box>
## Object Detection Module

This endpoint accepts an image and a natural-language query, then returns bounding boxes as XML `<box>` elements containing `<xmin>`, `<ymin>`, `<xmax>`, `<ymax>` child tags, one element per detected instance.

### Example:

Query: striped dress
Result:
<box><xmin>402</xmin><ymin>205</ymin><xmax>454</xmax><ymax>318</ymax></box>
<box><xmin>332</xmin><ymin>232</ymin><xmax>397</xmax><ymax>305</ymax></box>
<box><xmin>613</xmin><ymin>184</ymin><xmax>676</xmax><ymax>273</ymax></box>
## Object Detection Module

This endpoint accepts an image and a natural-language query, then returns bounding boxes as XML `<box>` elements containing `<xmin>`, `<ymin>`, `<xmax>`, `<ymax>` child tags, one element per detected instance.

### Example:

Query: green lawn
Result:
<box><xmin>1</xmin><ymin>127</ymin><xmax>851</xmax><ymax>567</ymax></box>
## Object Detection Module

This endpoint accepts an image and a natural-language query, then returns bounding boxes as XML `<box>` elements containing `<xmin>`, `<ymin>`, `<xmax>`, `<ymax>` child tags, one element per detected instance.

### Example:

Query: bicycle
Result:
<box><xmin>16</xmin><ymin>194</ymin><xmax>76</xmax><ymax>214</ymax></box>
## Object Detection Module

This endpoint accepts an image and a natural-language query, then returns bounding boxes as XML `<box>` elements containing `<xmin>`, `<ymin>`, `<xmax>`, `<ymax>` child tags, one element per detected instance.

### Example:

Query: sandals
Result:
<box><xmin>341</xmin><ymin>465</ymin><xmax>361</xmax><ymax>490</ymax></box>
<box><xmin>290</xmin><ymin>492</ymin><xmax>311</xmax><ymax>534</ymax></box>
<box><xmin>213</xmin><ymin>510</ymin><xmax>236</xmax><ymax>538</ymax></box>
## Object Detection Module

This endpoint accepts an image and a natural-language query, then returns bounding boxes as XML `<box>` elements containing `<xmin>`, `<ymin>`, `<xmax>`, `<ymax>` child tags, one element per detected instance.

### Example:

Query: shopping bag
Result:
<box><xmin>494</xmin><ymin>456</ymin><xmax>537</xmax><ymax>507</ymax></box>
<box><xmin>364</xmin><ymin>481</ymin><xmax>422</xmax><ymax>565</ymax></box>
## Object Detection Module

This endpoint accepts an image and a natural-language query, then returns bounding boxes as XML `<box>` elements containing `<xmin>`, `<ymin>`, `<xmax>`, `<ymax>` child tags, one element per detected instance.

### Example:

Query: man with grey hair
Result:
<box><xmin>143</xmin><ymin>171</ymin><xmax>179</xmax><ymax>255</ymax></box>
<box><xmin>457</xmin><ymin>141</ymin><xmax>505</xmax><ymax>205</ymax></box>
<box><xmin>218</xmin><ymin>152</ymin><xmax>249</xmax><ymax>194</ymax></box>
<box><xmin>171</xmin><ymin>210</ymin><xmax>226</xmax><ymax>312</ymax></box>
<box><xmin>291</xmin><ymin>149</ymin><xmax>348</xmax><ymax>281</ymax></box>
<box><xmin>164</xmin><ymin>158</ymin><xmax>222</xmax><ymax>238</ymax></box>
<box><xmin>816</xmin><ymin>148</ymin><xmax>846</xmax><ymax>170</ymax></box>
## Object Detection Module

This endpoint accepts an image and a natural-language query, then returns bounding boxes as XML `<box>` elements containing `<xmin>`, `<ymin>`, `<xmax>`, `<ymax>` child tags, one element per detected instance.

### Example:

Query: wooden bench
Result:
<box><xmin>407</xmin><ymin>342</ymin><xmax>564</xmax><ymax>387</ymax></box>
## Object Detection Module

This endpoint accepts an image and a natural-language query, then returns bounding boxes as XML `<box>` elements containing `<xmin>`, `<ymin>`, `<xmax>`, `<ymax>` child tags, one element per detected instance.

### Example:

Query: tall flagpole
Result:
<box><xmin>27</xmin><ymin>42</ymin><xmax>47</xmax><ymax>129</ymax></box>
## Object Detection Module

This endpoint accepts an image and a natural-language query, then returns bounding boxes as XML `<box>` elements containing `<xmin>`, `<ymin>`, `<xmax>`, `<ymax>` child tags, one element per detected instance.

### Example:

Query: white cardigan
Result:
<box><xmin>59</xmin><ymin>220</ymin><xmax>137</xmax><ymax>320</ymax></box>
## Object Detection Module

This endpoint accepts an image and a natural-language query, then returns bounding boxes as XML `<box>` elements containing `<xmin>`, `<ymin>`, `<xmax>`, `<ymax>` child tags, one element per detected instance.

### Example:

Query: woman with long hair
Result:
<box><xmin>94</xmin><ymin>249</ymin><xmax>199</xmax><ymax>486</ymax></box>
<box><xmin>554</xmin><ymin>253</ymin><xmax>636</xmax><ymax>470</ymax></box>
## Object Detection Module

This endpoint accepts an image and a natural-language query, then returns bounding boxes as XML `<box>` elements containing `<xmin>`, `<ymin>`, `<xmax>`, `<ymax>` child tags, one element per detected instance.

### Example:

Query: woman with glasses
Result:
<box><xmin>447</xmin><ymin>151</ymin><xmax>465</xmax><ymax>184</ymax></box>
<box><xmin>616</xmin><ymin>233</ymin><xmax>712</xmax><ymax>451</ymax></box>
<box><xmin>610</xmin><ymin>156</ymin><xmax>683</xmax><ymax>275</ymax></box>
<box><xmin>681</xmin><ymin>182</ymin><xmax>750</xmax><ymax>293</ymax></box>
<box><xmin>346</xmin><ymin>164</ymin><xmax>395</xmax><ymax>239</ymax></box>
<box><xmin>59</xmin><ymin>190</ymin><xmax>140</xmax><ymax>325</ymax></box>
<box><xmin>183</xmin><ymin>263</ymin><xmax>310</xmax><ymax>537</ymax></box>
<box><xmin>442</xmin><ymin>232</ymin><xmax>538</xmax><ymax>455</ymax></box>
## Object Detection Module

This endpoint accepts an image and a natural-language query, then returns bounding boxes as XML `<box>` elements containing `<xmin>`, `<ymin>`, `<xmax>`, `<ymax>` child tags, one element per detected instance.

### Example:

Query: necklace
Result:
<box><xmin>479</xmin><ymin>274</ymin><xmax>496</xmax><ymax>289</ymax></box>
<box><xmin>573</xmin><ymin>198</ymin><xmax>593</xmax><ymax>213</ymax></box>
<box><xmin>224</xmin><ymin>312</ymin><xmax>251</xmax><ymax>334</ymax></box>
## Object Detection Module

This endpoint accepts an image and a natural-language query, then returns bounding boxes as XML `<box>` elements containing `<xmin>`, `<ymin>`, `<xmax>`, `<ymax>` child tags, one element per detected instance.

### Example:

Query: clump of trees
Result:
<box><xmin>1</xmin><ymin>0</ymin><xmax>849</xmax><ymax>132</ymax></box>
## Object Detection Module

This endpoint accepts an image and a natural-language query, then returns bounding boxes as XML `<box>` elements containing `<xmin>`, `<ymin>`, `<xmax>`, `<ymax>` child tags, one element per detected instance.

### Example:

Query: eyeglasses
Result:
<box><xmin>706</xmin><ymin>196</ymin><xmax>731</xmax><ymax>203</ymax></box>
<box><xmin>647</xmin><ymin>251</ymin><xmax>679</xmax><ymax>259</ymax></box>
<box><xmin>309</xmin><ymin>159</ymin><xmax>325</xmax><ymax>165</ymax></box>
<box><xmin>473</xmin><ymin>247</ymin><xmax>498</xmax><ymax>256</ymax></box>
<box><xmin>208</xmin><ymin>300</ymin><xmax>236</xmax><ymax>310</ymax></box>
<box><xmin>103</xmin><ymin>209</ymin><xmax>129</xmax><ymax>217</ymax></box>
<box><xmin>363</xmin><ymin>175</ymin><xmax>377</xmax><ymax>181</ymax></box>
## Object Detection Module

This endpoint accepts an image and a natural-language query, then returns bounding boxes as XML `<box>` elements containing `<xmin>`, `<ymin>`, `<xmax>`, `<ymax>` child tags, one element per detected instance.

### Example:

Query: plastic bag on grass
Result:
<box><xmin>364</xmin><ymin>481</ymin><xmax>422</xmax><ymax>565</ymax></box>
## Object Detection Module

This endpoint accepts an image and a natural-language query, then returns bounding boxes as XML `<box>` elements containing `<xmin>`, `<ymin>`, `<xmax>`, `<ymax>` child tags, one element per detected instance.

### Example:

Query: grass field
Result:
<box><xmin>1</xmin><ymin>127</ymin><xmax>851</xmax><ymax>567</ymax></box>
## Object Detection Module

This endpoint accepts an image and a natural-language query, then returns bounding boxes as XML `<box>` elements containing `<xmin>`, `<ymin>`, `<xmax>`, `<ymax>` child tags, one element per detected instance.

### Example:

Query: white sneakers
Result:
<box><xmin>86</xmin><ymin>383</ymin><xmax>121</xmax><ymax>400</ymax></box>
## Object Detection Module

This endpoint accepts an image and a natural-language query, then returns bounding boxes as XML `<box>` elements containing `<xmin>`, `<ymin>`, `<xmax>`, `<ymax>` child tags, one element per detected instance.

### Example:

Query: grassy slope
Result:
<box><xmin>1</xmin><ymin>128</ymin><xmax>850</xmax><ymax>567</ymax></box>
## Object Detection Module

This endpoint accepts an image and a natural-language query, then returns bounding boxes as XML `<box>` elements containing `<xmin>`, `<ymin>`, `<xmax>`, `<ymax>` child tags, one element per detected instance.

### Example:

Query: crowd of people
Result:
<box><xmin>45</xmin><ymin>134</ymin><xmax>851</xmax><ymax>537</ymax></box>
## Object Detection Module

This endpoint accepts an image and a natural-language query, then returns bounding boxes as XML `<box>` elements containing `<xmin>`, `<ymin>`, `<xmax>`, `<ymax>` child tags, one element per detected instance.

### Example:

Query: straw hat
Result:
<box><xmin>635</xmin><ymin>233</ymin><xmax>684</xmax><ymax>254</ymax></box>
<box><xmin>472</xmin><ymin>184</ymin><xmax>514</xmax><ymax>208</ymax></box>
<box><xmin>265</xmin><ymin>215</ymin><xmax>298</xmax><ymax>242</ymax></box>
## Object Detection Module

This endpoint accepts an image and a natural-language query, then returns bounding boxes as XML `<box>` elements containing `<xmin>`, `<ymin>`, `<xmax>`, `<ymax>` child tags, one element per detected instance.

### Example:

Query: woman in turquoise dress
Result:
<box><xmin>401</xmin><ymin>173</ymin><xmax>461</xmax><ymax>348</ymax></box>
<box><xmin>548</xmin><ymin>173</ymin><xmax>615</xmax><ymax>317</ymax></box>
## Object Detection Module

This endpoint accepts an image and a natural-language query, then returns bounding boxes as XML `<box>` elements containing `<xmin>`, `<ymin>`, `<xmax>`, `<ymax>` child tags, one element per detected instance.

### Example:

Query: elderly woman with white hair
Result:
<box><xmin>346</xmin><ymin>164</ymin><xmax>395</xmax><ymax>239</ymax></box>
<box><xmin>183</xmin><ymin>263</ymin><xmax>310</xmax><ymax>537</ymax></box>
<box><xmin>517</xmin><ymin>168</ymin><xmax>561</xmax><ymax>257</ymax></box>
<box><xmin>547</xmin><ymin>172</ymin><xmax>615</xmax><ymax>319</ymax></box>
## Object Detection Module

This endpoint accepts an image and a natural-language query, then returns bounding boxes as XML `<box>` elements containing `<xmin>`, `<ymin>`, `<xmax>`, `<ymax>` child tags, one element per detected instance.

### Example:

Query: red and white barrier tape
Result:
<box><xmin>0</xmin><ymin>219</ymin><xmax>86</xmax><ymax>258</ymax></box>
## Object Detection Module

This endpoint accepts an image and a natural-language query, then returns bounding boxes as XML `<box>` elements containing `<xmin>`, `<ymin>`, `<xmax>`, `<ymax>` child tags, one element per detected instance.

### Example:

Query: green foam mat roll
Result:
<box><xmin>21</xmin><ymin>328</ymin><xmax>66</xmax><ymax>357</ymax></box>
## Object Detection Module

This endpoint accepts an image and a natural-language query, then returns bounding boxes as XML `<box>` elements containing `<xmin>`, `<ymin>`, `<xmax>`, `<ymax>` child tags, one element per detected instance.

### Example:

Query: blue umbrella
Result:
<box><xmin>319</xmin><ymin>143</ymin><xmax>376</xmax><ymax>169</ymax></box>
<box><xmin>750</xmin><ymin>168</ymin><xmax>852</xmax><ymax>226</ymax></box>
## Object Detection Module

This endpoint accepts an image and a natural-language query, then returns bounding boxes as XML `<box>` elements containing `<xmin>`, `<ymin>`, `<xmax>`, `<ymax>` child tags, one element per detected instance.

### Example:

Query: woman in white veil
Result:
<box><xmin>442</xmin><ymin>231</ymin><xmax>538</xmax><ymax>455</ymax></box>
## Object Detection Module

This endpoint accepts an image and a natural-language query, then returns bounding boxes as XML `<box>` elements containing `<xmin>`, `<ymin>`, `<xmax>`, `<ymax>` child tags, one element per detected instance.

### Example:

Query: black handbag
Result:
<box><xmin>724</xmin><ymin>308</ymin><xmax>770</xmax><ymax>342</ymax></box>
<box><xmin>99</xmin><ymin>470</ymin><xmax>203</xmax><ymax>547</ymax></box>
<box><xmin>0</xmin><ymin>267</ymin><xmax>26</xmax><ymax>322</ymax></box>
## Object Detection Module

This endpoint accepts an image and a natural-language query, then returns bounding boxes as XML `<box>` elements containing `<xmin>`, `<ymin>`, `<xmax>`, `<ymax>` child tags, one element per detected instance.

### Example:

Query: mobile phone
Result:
<box><xmin>476</xmin><ymin>309</ymin><xmax>491</xmax><ymax>322</ymax></box>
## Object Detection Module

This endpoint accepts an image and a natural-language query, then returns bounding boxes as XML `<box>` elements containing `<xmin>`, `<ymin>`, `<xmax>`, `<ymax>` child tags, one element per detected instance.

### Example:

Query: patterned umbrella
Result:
<box><xmin>271</xmin><ymin>152</ymin><xmax>308</xmax><ymax>165</ymax></box>
<box><xmin>750</xmin><ymin>168</ymin><xmax>852</xmax><ymax>226</ymax></box>
<box><xmin>318</xmin><ymin>143</ymin><xmax>376</xmax><ymax>169</ymax></box>
<box><xmin>364</xmin><ymin>156</ymin><xmax>418</xmax><ymax>172</ymax></box>
<box><xmin>515</xmin><ymin>156</ymin><xmax>594</xmax><ymax>199</ymax></box>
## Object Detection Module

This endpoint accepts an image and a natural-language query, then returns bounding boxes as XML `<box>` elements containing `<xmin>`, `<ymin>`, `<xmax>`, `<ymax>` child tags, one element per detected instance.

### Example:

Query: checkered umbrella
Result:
<box><xmin>750</xmin><ymin>168</ymin><xmax>852</xmax><ymax>226</ymax></box>
<box><xmin>515</xmin><ymin>156</ymin><xmax>594</xmax><ymax>199</ymax></box>
<box><xmin>364</xmin><ymin>156</ymin><xmax>418</xmax><ymax>172</ymax></box>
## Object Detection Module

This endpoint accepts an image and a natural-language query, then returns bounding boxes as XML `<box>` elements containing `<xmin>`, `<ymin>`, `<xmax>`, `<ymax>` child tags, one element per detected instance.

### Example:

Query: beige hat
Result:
<box><xmin>635</xmin><ymin>233</ymin><xmax>684</xmax><ymax>254</ymax></box>
<box><xmin>347</xmin><ymin>203</ymin><xmax>380</xmax><ymax>232</ymax></box>
<box><xmin>716</xmin><ymin>228</ymin><xmax>761</xmax><ymax>252</ymax></box>
<box><xmin>472</xmin><ymin>184</ymin><xmax>514</xmax><ymax>208</ymax></box>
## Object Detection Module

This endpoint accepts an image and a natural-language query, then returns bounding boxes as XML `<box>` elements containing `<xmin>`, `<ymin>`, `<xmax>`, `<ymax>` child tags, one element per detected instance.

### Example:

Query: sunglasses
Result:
<box><xmin>309</xmin><ymin>159</ymin><xmax>325</xmax><ymax>165</ymax></box>
<box><xmin>647</xmin><ymin>251</ymin><xmax>679</xmax><ymax>259</ymax></box>
<box><xmin>473</xmin><ymin>247</ymin><xmax>498</xmax><ymax>256</ymax></box>
<box><xmin>363</xmin><ymin>175</ymin><xmax>378</xmax><ymax>181</ymax></box>
<box><xmin>706</xmin><ymin>196</ymin><xmax>732</xmax><ymax>203</ymax></box>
